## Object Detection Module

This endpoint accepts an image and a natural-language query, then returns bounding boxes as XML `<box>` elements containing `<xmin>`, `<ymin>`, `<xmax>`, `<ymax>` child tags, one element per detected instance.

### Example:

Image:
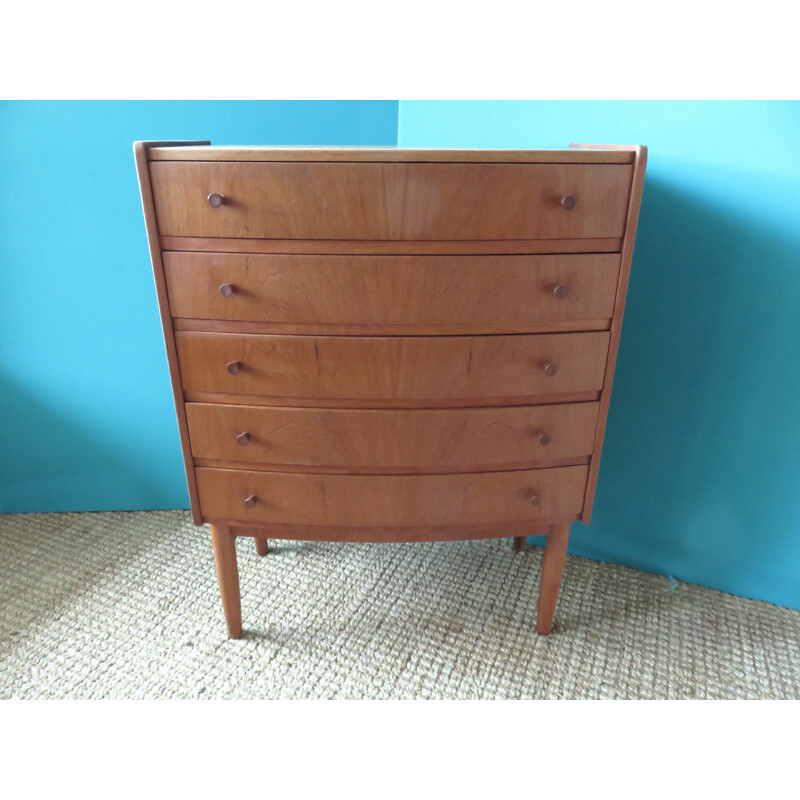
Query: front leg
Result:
<box><xmin>536</xmin><ymin>522</ymin><xmax>571</xmax><ymax>635</ymax></box>
<box><xmin>210</xmin><ymin>524</ymin><xmax>242</xmax><ymax>639</ymax></box>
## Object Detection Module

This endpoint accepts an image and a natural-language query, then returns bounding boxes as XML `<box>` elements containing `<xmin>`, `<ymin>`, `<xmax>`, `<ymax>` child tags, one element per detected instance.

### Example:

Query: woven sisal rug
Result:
<box><xmin>1</xmin><ymin>510</ymin><xmax>798</xmax><ymax>699</ymax></box>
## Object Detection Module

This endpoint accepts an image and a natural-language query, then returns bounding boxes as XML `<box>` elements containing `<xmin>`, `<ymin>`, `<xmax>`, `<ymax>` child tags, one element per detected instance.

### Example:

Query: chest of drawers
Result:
<box><xmin>134</xmin><ymin>141</ymin><xmax>646</xmax><ymax>639</ymax></box>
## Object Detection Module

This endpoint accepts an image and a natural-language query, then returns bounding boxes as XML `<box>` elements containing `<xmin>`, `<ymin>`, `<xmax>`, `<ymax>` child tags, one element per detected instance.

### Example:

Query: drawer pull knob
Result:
<box><xmin>244</xmin><ymin>494</ymin><xmax>257</xmax><ymax>509</ymax></box>
<box><xmin>219</xmin><ymin>283</ymin><xmax>235</xmax><ymax>297</ymax></box>
<box><xmin>236</xmin><ymin>432</ymin><xmax>250</xmax><ymax>447</ymax></box>
<box><xmin>536</xmin><ymin>431</ymin><xmax>552</xmax><ymax>446</ymax></box>
<box><xmin>543</xmin><ymin>362</ymin><xmax>558</xmax><ymax>377</ymax></box>
<box><xmin>227</xmin><ymin>361</ymin><xmax>242</xmax><ymax>375</ymax></box>
<box><xmin>529</xmin><ymin>492</ymin><xmax>540</xmax><ymax>507</ymax></box>
<box><xmin>552</xmin><ymin>284</ymin><xmax>569</xmax><ymax>299</ymax></box>
<box><xmin>207</xmin><ymin>192</ymin><xmax>225</xmax><ymax>208</ymax></box>
<box><xmin>560</xmin><ymin>195</ymin><xmax>577</xmax><ymax>211</ymax></box>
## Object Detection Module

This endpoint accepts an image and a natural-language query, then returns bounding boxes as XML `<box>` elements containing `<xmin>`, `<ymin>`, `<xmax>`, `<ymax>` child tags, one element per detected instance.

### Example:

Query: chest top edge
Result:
<box><xmin>139</xmin><ymin>142</ymin><xmax>640</xmax><ymax>165</ymax></box>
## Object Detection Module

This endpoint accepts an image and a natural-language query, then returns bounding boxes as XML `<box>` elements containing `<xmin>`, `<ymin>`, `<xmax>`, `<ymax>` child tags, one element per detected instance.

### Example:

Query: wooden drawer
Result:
<box><xmin>175</xmin><ymin>331</ymin><xmax>611</xmax><ymax>403</ymax></box>
<box><xmin>150</xmin><ymin>161</ymin><xmax>632</xmax><ymax>240</ymax></box>
<box><xmin>196</xmin><ymin>465</ymin><xmax>589</xmax><ymax>528</ymax></box>
<box><xmin>185</xmin><ymin>402</ymin><xmax>600</xmax><ymax>471</ymax></box>
<box><xmin>164</xmin><ymin>252</ymin><xmax>620</xmax><ymax>328</ymax></box>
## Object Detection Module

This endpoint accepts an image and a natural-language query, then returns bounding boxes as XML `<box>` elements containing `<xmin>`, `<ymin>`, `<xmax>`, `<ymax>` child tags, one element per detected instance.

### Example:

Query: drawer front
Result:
<box><xmin>164</xmin><ymin>252</ymin><xmax>620</xmax><ymax>327</ymax></box>
<box><xmin>185</xmin><ymin>402</ymin><xmax>600</xmax><ymax>470</ymax></box>
<box><xmin>196</xmin><ymin>465</ymin><xmax>589</xmax><ymax>527</ymax></box>
<box><xmin>175</xmin><ymin>331</ymin><xmax>610</xmax><ymax>401</ymax></box>
<box><xmin>150</xmin><ymin>161</ymin><xmax>632</xmax><ymax>240</ymax></box>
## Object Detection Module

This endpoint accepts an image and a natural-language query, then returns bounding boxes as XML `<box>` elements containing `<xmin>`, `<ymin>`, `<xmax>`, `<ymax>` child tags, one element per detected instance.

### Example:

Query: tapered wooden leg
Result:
<box><xmin>210</xmin><ymin>524</ymin><xmax>242</xmax><ymax>639</ymax></box>
<box><xmin>513</xmin><ymin>536</ymin><xmax>526</xmax><ymax>552</ymax></box>
<box><xmin>254</xmin><ymin>536</ymin><xmax>269</xmax><ymax>556</ymax></box>
<box><xmin>537</xmin><ymin>522</ymin><xmax>571</xmax><ymax>635</ymax></box>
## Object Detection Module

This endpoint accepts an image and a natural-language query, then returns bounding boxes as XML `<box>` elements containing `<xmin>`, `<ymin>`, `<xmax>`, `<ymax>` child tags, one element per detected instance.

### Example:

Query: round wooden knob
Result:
<box><xmin>219</xmin><ymin>283</ymin><xmax>235</xmax><ymax>297</ymax></box>
<box><xmin>543</xmin><ymin>362</ymin><xmax>558</xmax><ymax>377</ymax></box>
<box><xmin>207</xmin><ymin>192</ymin><xmax>225</xmax><ymax>208</ymax></box>
<box><xmin>536</xmin><ymin>431</ymin><xmax>551</xmax><ymax>446</ymax></box>
<box><xmin>236</xmin><ymin>432</ymin><xmax>250</xmax><ymax>447</ymax></box>
<box><xmin>552</xmin><ymin>284</ymin><xmax>569</xmax><ymax>299</ymax></box>
<box><xmin>244</xmin><ymin>494</ymin><xmax>257</xmax><ymax>509</ymax></box>
<box><xmin>227</xmin><ymin>361</ymin><xmax>242</xmax><ymax>375</ymax></box>
<box><xmin>560</xmin><ymin>195</ymin><xmax>577</xmax><ymax>211</ymax></box>
<box><xmin>529</xmin><ymin>492</ymin><xmax>540</xmax><ymax>507</ymax></box>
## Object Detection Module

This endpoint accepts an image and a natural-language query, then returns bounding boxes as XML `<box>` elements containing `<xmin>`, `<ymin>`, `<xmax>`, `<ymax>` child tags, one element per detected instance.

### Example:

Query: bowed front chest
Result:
<box><xmin>134</xmin><ymin>142</ymin><xmax>647</xmax><ymax>638</ymax></box>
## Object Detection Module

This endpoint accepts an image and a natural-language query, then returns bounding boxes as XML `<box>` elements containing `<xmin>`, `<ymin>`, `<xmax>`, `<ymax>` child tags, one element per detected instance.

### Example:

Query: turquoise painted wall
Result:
<box><xmin>0</xmin><ymin>101</ymin><xmax>398</xmax><ymax>513</ymax></box>
<box><xmin>3</xmin><ymin>99</ymin><xmax>798</xmax><ymax>611</ymax></box>
<box><xmin>400</xmin><ymin>100</ymin><xmax>800</xmax><ymax>609</ymax></box>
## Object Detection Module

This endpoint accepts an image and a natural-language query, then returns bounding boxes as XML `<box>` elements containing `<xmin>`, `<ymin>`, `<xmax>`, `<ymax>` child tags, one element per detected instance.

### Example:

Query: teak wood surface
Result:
<box><xmin>210</xmin><ymin>524</ymin><xmax>241</xmax><ymax>638</ymax></box>
<box><xmin>216</xmin><ymin>518</ymin><xmax>577</xmax><ymax>543</ymax></box>
<box><xmin>195</xmin><ymin>465</ymin><xmax>589</xmax><ymax>529</ymax></box>
<box><xmin>150</xmin><ymin>161</ymin><xmax>633</xmax><ymax>240</ymax></box>
<box><xmin>147</xmin><ymin>146</ymin><xmax>635</xmax><ymax>163</ymax></box>
<box><xmin>181</xmin><ymin>389</ymin><xmax>602</xmax><ymax>411</ymax></box>
<box><xmin>185</xmin><ymin>401</ymin><xmax>600</xmax><ymax>472</ymax></box>
<box><xmin>575</xmin><ymin>144</ymin><xmax>648</xmax><ymax>522</ymax></box>
<box><xmin>134</xmin><ymin>142</ymin><xmax>646</xmax><ymax>639</ymax></box>
<box><xmin>537</xmin><ymin>522</ymin><xmax>571</xmax><ymax>635</ymax></box>
<box><xmin>163</xmin><ymin>252</ymin><xmax>621</xmax><ymax>329</ymax></box>
<box><xmin>174</xmin><ymin>330</ymin><xmax>611</xmax><ymax>401</ymax></box>
<box><xmin>161</xmin><ymin>236</ymin><xmax>623</xmax><ymax>256</ymax></box>
<box><xmin>172</xmin><ymin>317</ymin><xmax>612</xmax><ymax>338</ymax></box>
<box><xmin>133</xmin><ymin>141</ymin><xmax>209</xmax><ymax>525</ymax></box>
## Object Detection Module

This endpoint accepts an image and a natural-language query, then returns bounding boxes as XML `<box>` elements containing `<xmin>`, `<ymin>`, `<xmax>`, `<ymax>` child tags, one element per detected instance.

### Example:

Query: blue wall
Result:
<box><xmin>400</xmin><ymin>100</ymin><xmax>800</xmax><ymax>609</ymax></box>
<box><xmin>0</xmin><ymin>101</ymin><xmax>398</xmax><ymax>513</ymax></box>
<box><xmin>3</xmin><ymin>99</ymin><xmax>799</xmax><ymax>611</ymax></box>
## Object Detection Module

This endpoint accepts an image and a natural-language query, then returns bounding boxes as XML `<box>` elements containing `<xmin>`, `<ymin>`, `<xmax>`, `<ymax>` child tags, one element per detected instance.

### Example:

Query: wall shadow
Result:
<box><xmin>564</xmin><ymin>175</ymin><xmax>800</xmax><ymax>608</ymax></box>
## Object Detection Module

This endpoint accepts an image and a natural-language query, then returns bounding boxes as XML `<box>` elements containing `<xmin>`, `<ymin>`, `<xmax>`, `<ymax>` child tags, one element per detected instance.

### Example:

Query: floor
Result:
<box><xmin>1</xmin><ymin>510</ymin><xmax>798</xmax><ymax>699</ymax></box>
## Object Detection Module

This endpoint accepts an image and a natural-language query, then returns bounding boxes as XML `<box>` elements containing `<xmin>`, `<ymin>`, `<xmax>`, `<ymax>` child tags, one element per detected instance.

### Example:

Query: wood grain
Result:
<box><xmin>185</xmin><ymin>401</ymin><xmax>600</xmax><ymax>471</ymax></box>
<box><xmin>172</xmin><ymin>317</ymin><xmax>611</xmax><ymax>337</ymax></box>
<box><xmin>160</xmin><ymin>236</ymin><xmax>624</xmax><ymax>256</ymax></box>
<box><xmin>133</xmin><ymin>141</ymin><xmax>206</xmax><ymax>525</ymax></box>
<box><xmin>174</xmin><ymin>331</ymin><xmax>611</xmax><ymax>402</ymax></box>
<box><xmin>537</xmin><ymin>522</ymin><xmax>571</xmax><ymax>635</ymax></box>
<box><xmin>150</xmin><ymin>161</ymin><xmax>633</xmax><ymax>240</ymax></box>
<box><xmin>196</xmin><ymin>465</ymin><xmax>589</xmax><ymax>529</ymax></box>
<box><xmin>181</xmin><ymin>390</ymin><xmax>602</xmax><ymax>410</ymax></box>
<box><xmin>135</xmin><ymin>141</ymin><xmax>646</xmax><ymax>638</ymax></box>
<box><xmin>580</xmin><ymin>146</ymin><xmax>648</xmax><ymax>522</ymax></box>
<box><xmin>192</xmin><ymin>455</ymin><xmax>589</xmax><ymax>475</ymax></box>
<box><xmin>210</xmin><ymin>524</ymin><xmax>242</xmax><ymax>639</ymax></box>
<box><xmin>204</xmin><ymin>518</ymin><xmax>581</xmax><ymax>543</ymax></box>
<box><xmin>148</xmin><ymin>146</ymin><xmax>635</xmax><ymax>164</ymax></box>
<box><xmin>164</xmin><ymin>252</ymin><xmax>621</xmax><ymax>329</ymax></box>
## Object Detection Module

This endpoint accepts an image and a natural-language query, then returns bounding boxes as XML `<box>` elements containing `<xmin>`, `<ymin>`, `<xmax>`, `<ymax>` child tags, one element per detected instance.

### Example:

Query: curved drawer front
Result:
<box><xmin>186</xmin><ymin>402</ymin><xmax>600</xmax><ymax>470</ymax></box>
<box><xmin>175</xmin><ymin>331</ymin><xmax>610</xmax><ymax>402</ymax></box>
<box><xmin>164</xmin><ymin>252</ymin><xmax>620</xmax><ymax>327</ymax></box>
<box><xmin>196</xmin><ymin>465</ymin><xmax>589</xmax><ymax>527</ymax></box>
<box><xmin>151</xmin><ymin>161</ymin><xmax>632</xmax><ymax>240</ymax></box>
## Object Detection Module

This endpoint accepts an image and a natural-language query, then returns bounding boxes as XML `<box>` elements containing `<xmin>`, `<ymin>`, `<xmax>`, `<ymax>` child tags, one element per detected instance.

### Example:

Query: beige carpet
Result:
<box><xmin>1</xmin><ymin>510</ymin><xmax>798</xmax><ymax>699</ymax></box>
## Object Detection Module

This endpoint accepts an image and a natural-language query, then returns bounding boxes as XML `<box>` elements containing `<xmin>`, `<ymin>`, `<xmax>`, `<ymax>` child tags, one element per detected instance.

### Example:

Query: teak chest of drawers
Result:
<box><xmin>134</xmin><ymin>141</ymin><xmax>646</xmax><ymax>639</ymax></box>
